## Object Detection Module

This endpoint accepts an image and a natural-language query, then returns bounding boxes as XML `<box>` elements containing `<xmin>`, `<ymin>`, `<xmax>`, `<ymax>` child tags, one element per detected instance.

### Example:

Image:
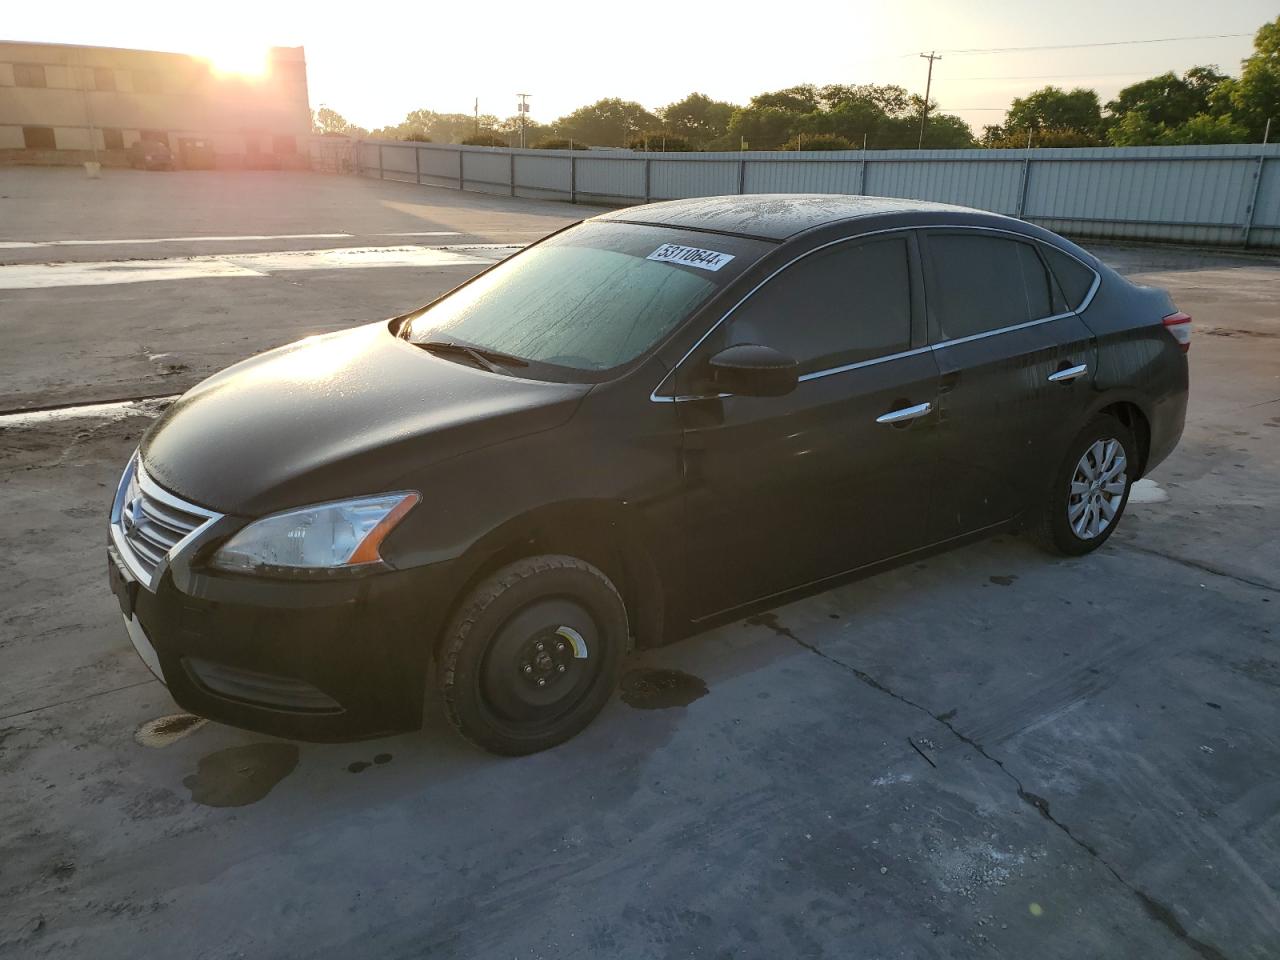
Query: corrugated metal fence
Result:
<box><xmin>356</xmin><ymin>140</ymin><xmax>1280</xmax><ymax>249</ymax></box>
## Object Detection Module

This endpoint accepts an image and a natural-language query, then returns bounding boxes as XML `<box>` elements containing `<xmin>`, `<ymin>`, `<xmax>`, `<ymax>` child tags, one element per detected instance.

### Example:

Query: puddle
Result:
<box><xmin>182</xmin><ymin>743</ymin><xmax>299</xmax><ymax>807</ymax></box>
<box><xmin>135</xmin><ymin>712</ymin><xmax>208</xmax><ymax>748</ymax></box>
<box><xmin>1128</xmin><ymin>478</ymin><xmax>1170</xmax><ymax>504</ymax></box>
<box><xmin>989</xmin><ymin>575</ymin><xmax>1018</xmax><ymax>586</ymax></box>
<box><xmin>619</xmin><ymin>669</ymin><xmax>708</xmax><ymax>710</ymax></box>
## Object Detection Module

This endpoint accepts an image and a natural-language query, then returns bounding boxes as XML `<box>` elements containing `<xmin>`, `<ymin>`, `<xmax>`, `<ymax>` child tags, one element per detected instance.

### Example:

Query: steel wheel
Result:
<box><xmin>1067</xmin><ymin>437</ymin><xmax>1128</xmax><ymax>540</ymax></box>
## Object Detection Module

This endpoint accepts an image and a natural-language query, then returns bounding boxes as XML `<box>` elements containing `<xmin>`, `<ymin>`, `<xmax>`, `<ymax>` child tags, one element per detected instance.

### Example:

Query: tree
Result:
<box><xmin>659</xmin><ymin>93</ymin><xmax>737</xmax><ymax>148</ymax></box>
<box><xmin>1004</xmin><ymin>86</ymin><xmax>1103</xmax><ymax>140</ymax></box>
<box><xmin>725</xmin><ymin>105</ymin><xmax>802</xmax><ymax>150</ymax></box>
<box><xmin>312</xmin><ymin>106</ymin><xmax>365</xmax><ymax>137</ymax></box>
<box><xmin>532</xmin><ymin>138</ymin><xmax>590</xmax><ymax>150</ymax></box>
<box><xmin>1105</xmin><ymin>67</ymin><xmax>1226</xmax><ymax>128</ymax></box>
<box><xmin>749</xmin><ymin>84</ymin><xmax>823</xmax><ymax>113</ymax></box>
<box><xmin>554</xmin><ymin>98</ymin><xmax>658</xmax><ymax>147</ymax></box>
<box><xmin>1210</xmin><ymin>16</ymin><xmax>1280</xmax><ymax>141</ymax></box>
<box><xmin>778</xmin><ymin>134</ymin><xmax>854</xmax><ymax>151</ymax></box>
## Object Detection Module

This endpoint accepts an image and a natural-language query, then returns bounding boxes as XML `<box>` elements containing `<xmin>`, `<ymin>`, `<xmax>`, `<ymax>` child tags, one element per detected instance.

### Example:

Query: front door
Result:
<box><xmin>677</xmin><ymin>232</ymin><xmax>941</xmax><ymax>618</ymax></box>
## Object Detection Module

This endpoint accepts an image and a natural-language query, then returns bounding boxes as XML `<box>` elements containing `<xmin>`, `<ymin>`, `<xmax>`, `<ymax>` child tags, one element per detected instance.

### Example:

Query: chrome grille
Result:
<box><xmin>110</xmin><ymin>455</ymin><xmax>221</xmax><ymax>589</ymax></box>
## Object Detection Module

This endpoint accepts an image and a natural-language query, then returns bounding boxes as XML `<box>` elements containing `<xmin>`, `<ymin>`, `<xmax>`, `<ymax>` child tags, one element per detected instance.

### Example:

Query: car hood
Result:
<box><xmin>141</xmin><ymin>322</ymin><xmax>590</xmax><ymax>516</ymax></box>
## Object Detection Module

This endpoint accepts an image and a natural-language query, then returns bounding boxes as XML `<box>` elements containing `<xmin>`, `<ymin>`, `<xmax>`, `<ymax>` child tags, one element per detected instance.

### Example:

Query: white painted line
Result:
<box><xmin>0</xmin><ymin>244</ymin><xmax>513</xmax><ymax>290</ymax></box>
<box><xmin>0</xmin><ymin>233</ymin><xmax>354</xmax><ymax>249</ymax></box>
<box><xmin>0</xmin><ymin>231</ymin><xmax>464</xmax><ymax>249</ymax></box>
<box><xmin>0</xmin><ymin>396</ymin><xmax>179</xmax><ymax>429</ymax></box>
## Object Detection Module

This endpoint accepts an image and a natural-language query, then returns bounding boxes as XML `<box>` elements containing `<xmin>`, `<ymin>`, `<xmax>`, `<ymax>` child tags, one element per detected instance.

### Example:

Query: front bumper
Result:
<box><xmin>108</xmin><ymin>541</ymin><xmax>457</xmax><ymax>741</ymax></box>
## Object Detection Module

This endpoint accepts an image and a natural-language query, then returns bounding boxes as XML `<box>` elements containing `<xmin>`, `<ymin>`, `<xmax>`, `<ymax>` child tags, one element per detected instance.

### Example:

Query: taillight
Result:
<box><xmin>1162</xmin><ymin>311</ymin><xmax>1192</xmax><ymax>353</ymax></box>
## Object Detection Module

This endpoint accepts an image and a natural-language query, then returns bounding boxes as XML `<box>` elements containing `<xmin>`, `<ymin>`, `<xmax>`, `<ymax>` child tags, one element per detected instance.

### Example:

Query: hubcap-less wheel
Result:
<box><xmin>479</xmin><ymin>598</ymin><xmax>598</xmax><ymax>725</ymax></box>
<box><xmin>1067</xmin><ymin>437</ymin><xmax>1127</xmax><ymax>540</ymax></box>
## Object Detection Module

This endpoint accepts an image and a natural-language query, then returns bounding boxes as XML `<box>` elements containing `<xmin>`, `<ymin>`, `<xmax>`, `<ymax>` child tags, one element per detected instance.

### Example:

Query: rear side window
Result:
<box><xmin>725</xmin><ymin>236</ymin><xmax>913</xmax><ymax>374</ymax></box>
<box><xmin>927</xmin><ymin>233</ymin><xmax>1056</xmax><ymax>340</ymax></box>
<box><xmin>1040</xmin><ymin>245</ymin><xmax>1096</xmax><ymax>311</ymax></box>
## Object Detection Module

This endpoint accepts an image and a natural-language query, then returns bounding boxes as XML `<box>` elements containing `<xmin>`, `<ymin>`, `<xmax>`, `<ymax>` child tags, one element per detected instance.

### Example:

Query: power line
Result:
<box><xmin>947</xmin><ymin>71</ymin><xmax>1154</xmax><ymax>81</ymax></box>
<box><xmin>930</xmin><ymin>32</ymin><xmax>1252</xmax><ymax>56</ymax></box>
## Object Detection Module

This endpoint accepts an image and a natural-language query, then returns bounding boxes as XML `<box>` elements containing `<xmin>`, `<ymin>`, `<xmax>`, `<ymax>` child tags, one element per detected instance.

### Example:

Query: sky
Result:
<box><xmin>3</xmin><ymin>0</ymin><xmax>1274</xmax><ymax>135</ymax></box>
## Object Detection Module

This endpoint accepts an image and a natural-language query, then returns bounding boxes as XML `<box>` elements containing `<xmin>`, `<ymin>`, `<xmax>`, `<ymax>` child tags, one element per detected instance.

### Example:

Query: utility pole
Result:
<box><xmin>517</xmin><ymin>93</ymin><xmax>530</xmax><ymax>148</ymax></box>
<box><xmin>917</xmin><ymin>51</ymin><xmax>941</xmax><ymax>149</ymax></box>
<box><xmin>474</xmin><ymin>97</ymin><xmax>479</xmax><ymax>137</ymax></box>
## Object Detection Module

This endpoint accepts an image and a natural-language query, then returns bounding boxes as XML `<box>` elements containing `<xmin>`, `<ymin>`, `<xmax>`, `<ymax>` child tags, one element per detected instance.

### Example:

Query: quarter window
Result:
<box><xmin>927</xmin><ymin>233</ymin><xmax>1057</xmax><ymax>340</ymax></box>
<box><xmin>1039</xmin><ymin>245</ymin><xmax>1096</xmax><ymax>311</ymax></box>
<box><xmin>724</xmin><ymin>236</ymin><xmax>913</xmax><ymax>374</ymax></box>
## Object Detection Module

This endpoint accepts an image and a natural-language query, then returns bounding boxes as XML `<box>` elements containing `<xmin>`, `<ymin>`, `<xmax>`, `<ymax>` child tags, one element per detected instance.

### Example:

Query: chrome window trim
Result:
<box><xmin>110</xmin><ymin>454</ymin><xmax>223</xmax><ymax>590</ymax></box>
<box><xmin>797</xmin><ymin>345</ymin><xmax>934</xmax><ymax>383</ymax></box>
<box><xmin>649</xmin><ymin>223</ymin><xmax>1101</xmax><ymax>403</ymax></box>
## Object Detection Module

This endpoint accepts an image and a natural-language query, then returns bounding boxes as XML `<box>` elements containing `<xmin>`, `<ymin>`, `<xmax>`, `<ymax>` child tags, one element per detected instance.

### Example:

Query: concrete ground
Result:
<box><xmin>0</xmin><ymin>168</ymin><xmax>1277</xmax><ymax>960</ymax></box>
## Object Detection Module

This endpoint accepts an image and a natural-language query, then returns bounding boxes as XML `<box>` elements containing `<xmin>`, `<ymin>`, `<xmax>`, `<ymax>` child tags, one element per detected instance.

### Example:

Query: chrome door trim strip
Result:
<box><xmin>649</xmin><ymin>223</ymin><xmax>1101</xmax><ymax>403</ymax></box>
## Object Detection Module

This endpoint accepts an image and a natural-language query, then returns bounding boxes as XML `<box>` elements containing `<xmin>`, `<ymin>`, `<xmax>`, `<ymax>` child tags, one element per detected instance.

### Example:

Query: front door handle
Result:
<box><xmin>1048</xmin><ymin>363</ymin><xmax>1088</xmax><ymax>383</ymax></box>
<box><xmin>876</xmin><ymin>401</ymin><xmax>933</xmax><ymax>425</ymax></box>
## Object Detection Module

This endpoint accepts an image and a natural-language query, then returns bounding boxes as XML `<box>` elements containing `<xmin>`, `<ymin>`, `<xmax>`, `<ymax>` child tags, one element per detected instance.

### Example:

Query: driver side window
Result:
<box><xmin>723</xmin><ymin>235</ymin><xmax>913</xmax><ymax>375</ymax></box>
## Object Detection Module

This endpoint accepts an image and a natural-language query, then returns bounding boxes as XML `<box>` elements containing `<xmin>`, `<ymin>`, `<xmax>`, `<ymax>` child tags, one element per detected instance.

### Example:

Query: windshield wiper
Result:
<box><xmin>414</xmin><ymin>339</ymin><xmax>529</xmax><ymax>373</ymax></box>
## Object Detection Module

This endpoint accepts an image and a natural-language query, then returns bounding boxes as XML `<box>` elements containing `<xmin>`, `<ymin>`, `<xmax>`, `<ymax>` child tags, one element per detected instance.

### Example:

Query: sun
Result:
<box><xmin>203</xmin><ymin>43</ymin><xmax>271</xmax><ymax>80</ymax></box>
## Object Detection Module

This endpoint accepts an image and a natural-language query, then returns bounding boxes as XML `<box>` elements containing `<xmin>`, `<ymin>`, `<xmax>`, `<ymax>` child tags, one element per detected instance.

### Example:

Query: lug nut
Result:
<box><xmin>557</xmin><ymin>664</ymin><xmax>566</xmax><ymax>673</ymax></box>
<box><xmin>534</xmin><ymin>641</ymin><xmax>544</xmax><ymax>652</ymax></box>
<box><xmin>536</xmin><ymin>677</ymin><xmax>546</xmax><ymax>687</ymax></box>
<box><xmin>522</xmin><ymin>664</ymin><xmax>532</xmax><ymax>675</ymax></box>
<box><xmin>556</xmin><ymin>642</ymin><xmax>566</xmax><ymax>652</ymax></box>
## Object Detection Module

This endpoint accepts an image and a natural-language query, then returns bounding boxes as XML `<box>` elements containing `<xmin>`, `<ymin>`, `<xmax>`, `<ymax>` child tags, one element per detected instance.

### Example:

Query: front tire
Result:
<box><xmin>1030</xmin><ymin>414</ymin><xmax>1136</xmax><ymax>556</ymax></box>
<box><xmin>437</xmin><ymin>555</ymin><xmax>627</xmax><ymax>756</ymax></box>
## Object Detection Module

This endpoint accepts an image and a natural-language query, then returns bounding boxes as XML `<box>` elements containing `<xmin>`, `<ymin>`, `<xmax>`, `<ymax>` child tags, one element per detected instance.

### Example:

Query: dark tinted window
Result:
<box><xmin>726</xmin><ymin>236</ymin><xmax>913</xmax><ymax>374</ymax></box>
<box><xmin>928</xmin><ymin>233</ymin><xmax>1056</xmax><ymax>340</ymax></box>
<box><xmin>22</xmin><ymin>126</ymin><xmax>56</xmax><ymax>150</ymax></box>
<box><xmin>14</xmin><ymin>64</ymin><xmax>46</xmax><ymax>88</ymax></box>
<box><xmin>1040</xmin><ymin>245</ymin><xmax>1096</xmax><ymax>310</ymax></box>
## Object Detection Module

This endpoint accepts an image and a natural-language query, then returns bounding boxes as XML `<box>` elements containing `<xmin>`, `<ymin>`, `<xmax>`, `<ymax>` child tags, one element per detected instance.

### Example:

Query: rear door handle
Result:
<box><xmin>876</xmin><ymin>401</ymin><xmax>933</xmax><ymax>425</ymax></box>
<box><xmin>1048</xmin><ymin>363</ymin><xmax>1088</xmax><ymax>383</ymax></box>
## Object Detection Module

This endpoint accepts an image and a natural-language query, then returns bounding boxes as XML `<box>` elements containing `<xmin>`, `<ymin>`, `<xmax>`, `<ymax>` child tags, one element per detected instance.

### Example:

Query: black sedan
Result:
<box><xmin>108</xmin><ymin>195</ymin><xmax>1190</xmax><ymax>755</ymax></box>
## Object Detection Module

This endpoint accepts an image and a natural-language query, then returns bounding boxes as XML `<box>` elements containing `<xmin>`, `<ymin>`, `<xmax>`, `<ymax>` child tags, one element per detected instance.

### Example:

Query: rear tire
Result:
<box><xmin>437</xmin><ymin>555</ymin><xmax>627</xmax><ymax>756</ymax></box>
<box><xmin>1029</xmin><ymin>414</ymin><xmax>1136</xmax><ymax>556</ymax></box>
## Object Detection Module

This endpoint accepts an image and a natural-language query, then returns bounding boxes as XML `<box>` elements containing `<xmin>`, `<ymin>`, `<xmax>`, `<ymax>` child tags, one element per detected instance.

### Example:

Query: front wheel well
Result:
<box><xmin>439</xmin><ymin>509</ymin><xmax>666</xmax><ymax>661</ymax></box>
<box><xmin>1098</xmin><ymin>401</ymin><xmax>1151</xmax><ymax>476</ymax></box>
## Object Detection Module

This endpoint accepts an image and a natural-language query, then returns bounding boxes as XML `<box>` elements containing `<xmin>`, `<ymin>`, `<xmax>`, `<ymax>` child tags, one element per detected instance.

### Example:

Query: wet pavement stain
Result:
<box><xmin>619</xmin><ymin>669</ymin><xmax>708</xmax><ymax>710</ymax></box>
<box><xmin>989</xmin><ymin>575</ymin><xmax>1018</xmax><ymax>586</ymax></box>
<box><xmin>348</xmin><ymin>753</ymin><xmax>393</xmax><ymax>773</ymax></box>
<box><xmin>182</xmin><ymin>743</ymin><xmax>299</xmax><ymax>807</ymax></box>
<box><xmin>134</xmin><ymin>713</ymin><xmax>208</xmax><ymax>748</ymax></box>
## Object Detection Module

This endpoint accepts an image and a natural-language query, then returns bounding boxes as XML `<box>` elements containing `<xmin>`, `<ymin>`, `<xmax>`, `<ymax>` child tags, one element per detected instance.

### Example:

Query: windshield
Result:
<box><xmin>404</xmin><ymin>221</ymin><xmax>770</xmax><ymax>375</ymax></box>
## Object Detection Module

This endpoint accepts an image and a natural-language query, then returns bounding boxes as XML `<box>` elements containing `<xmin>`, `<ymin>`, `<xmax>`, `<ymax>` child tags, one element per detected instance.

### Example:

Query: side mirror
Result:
<box><xmin>707</xmin><ymin>344</ymin><xmax>799</xmax><ymax>397</ymax></box>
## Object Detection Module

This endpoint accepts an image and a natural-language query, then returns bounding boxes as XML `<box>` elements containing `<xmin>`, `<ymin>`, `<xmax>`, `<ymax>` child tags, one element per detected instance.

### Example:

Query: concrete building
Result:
<box><xmin>0</xmin><ymin>41</ymin><xmax>312</xmax><ymax>168</ymax></box>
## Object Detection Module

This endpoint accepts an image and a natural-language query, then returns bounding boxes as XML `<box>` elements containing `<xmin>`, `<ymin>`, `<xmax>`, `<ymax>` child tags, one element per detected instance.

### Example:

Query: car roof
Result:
<box><xmin>592</xmin><ymin>193</ymin><xmax>990</xmax><ymax>241</ymax></box>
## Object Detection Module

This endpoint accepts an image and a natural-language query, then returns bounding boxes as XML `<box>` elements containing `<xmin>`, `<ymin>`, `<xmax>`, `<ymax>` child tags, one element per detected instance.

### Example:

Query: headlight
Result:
<box><xmin>209</xmin><ymin>492</ymin><xmax>419</xmax><ymax>576</ymax></box>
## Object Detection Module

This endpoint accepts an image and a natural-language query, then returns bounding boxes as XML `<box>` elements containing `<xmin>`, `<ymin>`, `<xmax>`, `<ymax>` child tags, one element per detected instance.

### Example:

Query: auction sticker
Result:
<box><xmin>647</xmin><ymin>243</ymin><xmax>735</xmax><ymax>272</ymax></box>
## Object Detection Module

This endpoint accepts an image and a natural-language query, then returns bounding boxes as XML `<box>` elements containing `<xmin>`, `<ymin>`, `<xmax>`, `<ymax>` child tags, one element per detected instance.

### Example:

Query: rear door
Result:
<box><xmin>676</xmin><ymin>232</ymin><xmax>940</xmax><ymax>618</ymax></box>
<box><xmin>920</xmin><ymin>230</ymin><xmax>1096</xmax><ymax>541</ymax></box>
